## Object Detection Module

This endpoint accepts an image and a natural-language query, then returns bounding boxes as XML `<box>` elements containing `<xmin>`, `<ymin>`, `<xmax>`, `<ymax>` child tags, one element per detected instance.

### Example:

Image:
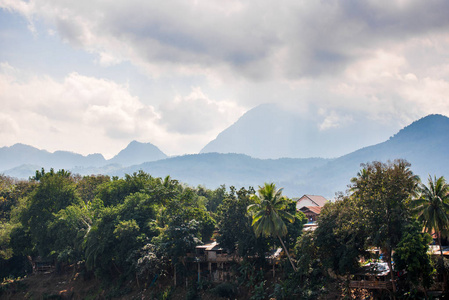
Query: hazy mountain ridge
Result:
<box><xmin>304</xmin><ymin>114</ymin><xmax>449</xmax><ymax>196</ymax></box>
<box><xmin>1</xmin><ymin>114</ymin><xmax>448</xmax><ymax>198</ymax></box>
<box><xmin>114</xmin><ymin>153</ymin><xmax>331</xmax><ymax>194</ymax></box>
<box><xmin>0</xmin><ymin>143</ymin><xmax>107</xmax><ymax>171</ymax></box>
<box><xmin>111</xmin><ymin>114</ymin><xmax>449</xmax><ymax>197</ymax></box>
<box><xmin>200</xmin><ymin>103</ymin><xmax>398</xmax><ymax>159</ymax></box>
<box><xmin>108</xmin><ymin>140</ymin><xmax>167</xmax><ymax>166</ymax></box>
<box><xmin>0</xmin><ymin>140</ymin><xmax>167</xmax><ymax>174</ymax></box>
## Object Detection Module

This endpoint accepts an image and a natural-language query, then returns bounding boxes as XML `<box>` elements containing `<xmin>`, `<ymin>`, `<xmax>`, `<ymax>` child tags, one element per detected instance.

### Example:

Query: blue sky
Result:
<box><xmin>1</xmin><ymin>1</ymin><xmax>449</xmax><ymax>158</ymax></box>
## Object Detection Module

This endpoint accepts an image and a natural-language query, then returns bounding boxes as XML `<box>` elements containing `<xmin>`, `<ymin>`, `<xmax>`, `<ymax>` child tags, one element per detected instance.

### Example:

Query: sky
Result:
<box><xmin>1</xmin><ymin>1</ymin><xmax>449</xmax><ymax>159</ymax></box>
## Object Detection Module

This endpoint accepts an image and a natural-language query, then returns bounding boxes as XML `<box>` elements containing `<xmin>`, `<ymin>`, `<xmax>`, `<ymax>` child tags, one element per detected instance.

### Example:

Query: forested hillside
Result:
<box><xmin>0</xmin><ymin>169</ymin><xmax>305</xmax><ymax>299</ymax></box>
<box><xmin>1</xmin><ymin>160</ymin><xmax>449</xmax><ymax>299</ymax></box>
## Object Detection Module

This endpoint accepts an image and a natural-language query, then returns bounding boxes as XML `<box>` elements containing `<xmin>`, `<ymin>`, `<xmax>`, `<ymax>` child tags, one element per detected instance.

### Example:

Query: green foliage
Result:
<box><xmin>292</xmin><ymin>232</ymin><xmax>329</xmax><ymax>299</ymax></box>
<box><xmin>19</xmin><ymin>170</ymin><xmax>81</xmax><ymax>258</ymax></box>
<box><xmin>0</xmin><ymin>222</ymin><xmax>13</xmax><ymax>260</ymax></box>
<box><xmin>350</xmin><ymin>160</ymin><xmax>419</xmax><ymax>253</ymax></box>
<box><xmin>76</xmin><ymin>174</ymin><xmax>110</xmax><ymax>204</ymax></box>
<box><xmin>202</xmin><ymin>184</ymin><xmax>227</xmax><ymax>213</ymax></box>
<box><xmin>314</xmin><ymin>195</ymin><xmax>369</xmax><ymax>275</ymax></box>
<box><xmin>216</xmin><ymin>186</ymin><xmax>268</xmax><ymax>258</ymax></box>
<box><xmin>0</xmin><ymin>165</ymin><xmax>441</xmax><ymax>296</ymax></box>
<box><xmin>48</xmin><ymin>203</ymin><xmax>92</xmax><ymax>263</ymax></box>
<box><xmin>131</xmin><ymin>243</ymin><xmax>167</xmax><ymax>283</ymax></box>
<box><xmin>295</xmin><ymin>231</ymin><xmax>319</xmax><ymax>276</ymax></box>
<box><xmin>348</xmin><ymin>159</ymin><xmax>420</xmax><ymax>287</ymax></box>
<box><xmin>248</xmin><ymin>183</ymin><xmax>294</xmax><ymax>238</ymax></box>
<box><xmin>0</xmin><ymin>176</ymin><xmax>35</xmax><ymax>221</ymax></box>
<box><xmin>180</xmin><ymin>207</ymin><xmax>216</xmax><ymax>242</ymax></box>
<box><xmin>394</xmin><ymin>221</ymin><xmax>435</xmax><ymax>289</ymax></box>
<box><xmin>160</xmin><ymin>286</ymin><xmax>174</xmax><ymax>300</ymax></box>
<box><xmin>157</xmin><ymin>217</ymin><xmax>202</xmax><ymax>266</ymax></box>
<box><xmin>250</xmin><ymin>280</ymin><xmax>266</xmax><ymax>300</ymax></box>
<box><xmin>413</xmin><ymin>175</ymin><xmax>449</xmax><ymax>257</ymax></box>
<box><xmin>248</xmin><ymin>183</ymin><xmax>297</xmax><ymax>271</ymax></box>
<box><xmin>284</xmin><ymin>200</ymin><xmax>306</xmax><ymax>250</ymax></box>
<box><xmin>210</xmin><ymin>282</ymin><xmax>237</xmax><ymax>298</ymax></box>
<box><xmin>95</xmin><ymin>171</ymin><xmax>155</xmax><ymax>207</ymax></box>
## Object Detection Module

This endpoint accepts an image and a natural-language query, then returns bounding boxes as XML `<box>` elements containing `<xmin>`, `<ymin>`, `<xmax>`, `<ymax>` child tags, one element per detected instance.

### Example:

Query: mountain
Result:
<box><xmin>0</xmin><ymin>143</ymin><xmax>106</xmax><ymax>171</ymax></box>
<box><xmin>111</xmin><ymin>114</ymin><xmax>449</xmax><ymax>198</ymax></box>
<box><xmin>2</xmin><ymin>114</ymin><xmax>448</xmax><ymax>199</ymax></box>
<box><xmin>0</xmin><ymin>141</ymin><xmax>167</xmax><ymax>174</ymax></box>
<box><xmin>108</xmin><ymin>140</ymin><xmax>167</xmax><ymax>166</ymax></box>
<box><xmin>304</xmin><ymin>114</ymin><xmax>449</xmax><ymax>196</ymax></box>
<box><xmin>113</xmin><ymin>153</ymin><xmax>331</xmax><ymax>196</ymax></box>
<box><xmin>200</xmin><ymin>103</ymin><xmax>398</xmax><ymax>159</ymax></box>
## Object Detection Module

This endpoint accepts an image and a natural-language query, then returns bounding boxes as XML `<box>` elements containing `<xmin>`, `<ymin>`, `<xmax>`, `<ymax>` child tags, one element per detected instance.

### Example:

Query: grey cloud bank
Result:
<box><xmin>1</xmin><ymin>0</ymin><xmax>449</xmax><ymax>157</ymax></box>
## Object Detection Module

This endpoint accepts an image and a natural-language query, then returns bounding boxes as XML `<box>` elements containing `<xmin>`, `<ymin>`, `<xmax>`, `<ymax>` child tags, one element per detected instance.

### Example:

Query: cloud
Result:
<box><xmin>0</xmin><ymin>63</ymin><xmax>246</xmax><ymax>157</ymax></box>
<box><xmin>318</xmin><ymin>111</ymin><xmax>354</xmax><ymax>131</ymax></box>
<box><xmin>159</xmin><ymin>87</ymin><xmax>246</xmax><ymax>135</ymax></box>
<box><xmin>2</xmin><ymin>1</ymin><xmax>449</xmax><ymax>157</ymax></box>
<box><xmin>0</xmin><ymin>64</ymin><xmax>160</xmax><ymax>157</ymax></box>
<box><xmin>3</xmin><ymin>0</ymin><xmax>449</xmax><ymax>82</ymax></box>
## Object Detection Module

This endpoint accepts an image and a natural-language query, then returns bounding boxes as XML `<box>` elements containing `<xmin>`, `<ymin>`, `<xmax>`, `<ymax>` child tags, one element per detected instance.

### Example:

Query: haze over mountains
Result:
<box><xmin>0</xmin><ymin>141</ymin><xmax>166</xmax><ymax>175</ymax></box>
<box><xmin>200</xmin><ymin>103</ymin><xmax>398</xmax><ymax>159</ymax></box>
<box><xmin>116</xmin><ymin>113</ymin><xmax>449</xmax><ymax>197</ymax></box>
<box><xmin>1</xmin><ymin>107</ymin><xmax>448</xmax><ymax>198</ymax></box>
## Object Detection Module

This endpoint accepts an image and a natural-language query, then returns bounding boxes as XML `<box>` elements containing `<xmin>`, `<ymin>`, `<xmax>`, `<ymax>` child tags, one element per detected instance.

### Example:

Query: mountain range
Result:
<box><xmin>0</xmin><ymin>140</ymin><xmax>166</xmax><ymax>177</ymax></box>
<box><xmin>1</xmin><ymin>108</ymin><xmax>448</xmax><ymax>198</ymax></box>
<box><xmin>115</xmin><ymin>114</ymin><xmax>449</xmax><ymax>197</ymax></box>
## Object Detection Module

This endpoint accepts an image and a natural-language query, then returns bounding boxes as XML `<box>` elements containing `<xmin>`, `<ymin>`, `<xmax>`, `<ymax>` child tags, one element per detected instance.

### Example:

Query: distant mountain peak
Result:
<box><xmin>0</xmin><ymin>143</ymin><xmax>106</xmax><ymax>171</ymax></box>
<box><xmin>390</xmin><ymin>114</ymin><xmax>449</xmax><ymax>142</ymax></box>
<box><xmin>109</xmin><ymin>141</ymin><xmax>167</xmax><ymax>166</ymax></box>
<box><xmin>200</xmin><ymin>103</ymin><xmax>398</xmax><ymax>159</ymax></box>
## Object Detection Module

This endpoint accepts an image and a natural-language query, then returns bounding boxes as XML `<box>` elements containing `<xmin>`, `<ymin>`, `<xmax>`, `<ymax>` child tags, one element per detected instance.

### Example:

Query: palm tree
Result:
<box><xmin>247</xmin><ymin>183</ymin><xmax>297</xmax><ymax>271</ymax></box>
<box><xmin>413</xmin><ymin>175</ymin><xmax>449</xmax><ymax>257</ymax></box>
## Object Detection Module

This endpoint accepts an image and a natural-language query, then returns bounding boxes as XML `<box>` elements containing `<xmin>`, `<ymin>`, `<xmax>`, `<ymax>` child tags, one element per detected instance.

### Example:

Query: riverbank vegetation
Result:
<box><xmin>0</xmin><ymin>159</ymin><xmax>448</xmax><ymax>299</ymax></box>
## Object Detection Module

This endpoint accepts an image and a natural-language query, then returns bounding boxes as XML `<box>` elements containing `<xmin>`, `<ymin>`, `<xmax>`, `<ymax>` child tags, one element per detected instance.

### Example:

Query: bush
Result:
<box><xmin>210</xmin><ymin>282</ymin><xmax>236</xmax><ymax>298</ymax></box>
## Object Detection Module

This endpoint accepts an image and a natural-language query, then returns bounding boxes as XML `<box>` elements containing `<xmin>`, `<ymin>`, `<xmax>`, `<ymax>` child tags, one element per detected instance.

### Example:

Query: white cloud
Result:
<box><xmin>159</xmin><ymin>87</ymin><xmax>246</xmax><ymax>135</ymax></box>
<box><xmin>2</xmin><ymin>1</ymin><xmax>449</xmax><ymax>157</ymax></box>
<box><xmin>0</xmin><ymin>64</ymin><xmax>161</xmax><ymax>157</ymax></box>
<box><xmin>318</xmin><ymin>111</ymin><xmax>354</xmax><ymax>131</ymax></box>
<box><xmin>0</xmin><ymin>64</ymin><xmax>247</xmax><ymax>157</ymax></box>
<box><xmin>3</xmin><ymin>0</ymin><xmax>447</xmax><ymax>83</ymax></box>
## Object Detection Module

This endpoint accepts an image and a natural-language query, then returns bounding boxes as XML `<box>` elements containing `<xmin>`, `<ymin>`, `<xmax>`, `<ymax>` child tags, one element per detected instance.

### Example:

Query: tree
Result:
<box><xmin>20</xmin><ymin>169</ymin><xmax>81</xmax><ymax>257</ymax></box>
<box><xmin>393</xmin><ymin>221</ymin><xmax>435</xmax><ymax>294</ymax></box>
<box><xmin>216</xmin><ymin>186</ymin><xmax>268</xmax><ymax>259</ymax></box>
<box><xmin>413</xmin><ymin>175</ymin><xmax>449</xmax><ymax>258</ymax></box>
<box><xmin>76</xmin><ymin>174</ymin><xmax>110</xmax><ymax>204</ymax></box>
<box><xmin>314</xmin><ymin>195</ymin><xmax>369</xmax><ymax>276</ymax></box>
<box><xmin>350</xmin><ymin>160</ymin><xmax>419</xmax><ymax>292</ymax></box>
<box><xmin>247</xmin><ymin>183</ymin><xmax>297</xmax><ymax>271</ymax></box>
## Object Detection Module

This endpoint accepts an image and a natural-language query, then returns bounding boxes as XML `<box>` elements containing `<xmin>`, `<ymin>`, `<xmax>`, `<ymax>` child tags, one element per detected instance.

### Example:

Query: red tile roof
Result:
<box><xmin>304</xmin><ymin>195</ymin><xmax>327</xmax><ymax>206</ymax></box>
<box><xmin>306</xmin><ymin>206</ymin><xmax>322</xmax><ymax>214</ymax></box>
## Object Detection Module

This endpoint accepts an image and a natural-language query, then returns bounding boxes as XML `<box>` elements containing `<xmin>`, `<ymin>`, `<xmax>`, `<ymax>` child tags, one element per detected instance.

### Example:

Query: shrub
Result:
<box><xmin>210</xmin><ymin>282</ymin><xmax>236</xmax><ymax>298</ymax></box>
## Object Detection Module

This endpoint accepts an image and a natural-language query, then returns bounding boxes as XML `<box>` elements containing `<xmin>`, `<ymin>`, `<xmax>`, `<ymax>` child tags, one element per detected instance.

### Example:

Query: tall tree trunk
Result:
<box><xmin>438</xmin><ymin>232</ymin><xmax>447</xmax><ymax>291</ymax></box>
<box><xmin>277</xmin><ymin>235</ymin><xmax>297</xmax><ymax>272</ymax></box>
<box><xmin>386</xmin><ymin>248</ymin><xmax>397</xmax><ymax>300</ymax></box>
<box><xmin>174</xmin><ymin>264</ymin><xmax>176</xmax><ymax>286</ymax></box>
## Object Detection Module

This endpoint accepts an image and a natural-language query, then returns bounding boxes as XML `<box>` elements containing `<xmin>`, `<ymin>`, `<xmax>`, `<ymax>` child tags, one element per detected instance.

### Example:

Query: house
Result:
<box><xmin>194</xmin><ymin>242</ymin><xmax>238</xmax><ymax>282</ymax></box>
<box><xmin>295</xmin><ymin>195</ymin><xmax>328</xmax><ymax>230</ymax></box>
<box><xmin>193</xmin><ymin>242</ymin><xmax>283</xmax><ymax>282</ymax></box>
<box><xmin>350</xmin><ymin>262</ymin><xmax>393</xmax><ymax>291</ymax></box>
<box><xmin>299</xmin><ymin>206</ymin><xmax>322</xmax><ymax>223</ymax></box>
<box><xmin>295</xmin><ymin>194</ymin><xmax>328</xmax><ymax>211</ymax></box>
